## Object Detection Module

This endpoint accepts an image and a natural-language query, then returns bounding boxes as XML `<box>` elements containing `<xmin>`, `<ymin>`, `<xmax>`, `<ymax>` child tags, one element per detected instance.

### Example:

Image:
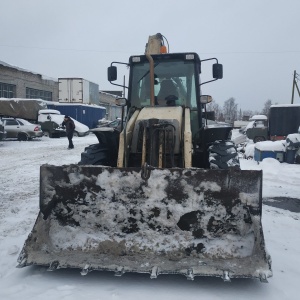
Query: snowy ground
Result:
<box><xmin>0</xmin><ymin>134</ymin><xmax>300</xmax><ymax>300</ymax></box>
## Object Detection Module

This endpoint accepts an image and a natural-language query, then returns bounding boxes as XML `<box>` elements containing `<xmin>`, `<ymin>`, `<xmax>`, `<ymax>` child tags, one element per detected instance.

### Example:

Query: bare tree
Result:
<box><xmin>207</xmin><ymin>101</ymin><xmax>222</xmax><ymax>121</ymax></box>
<box><xmin>206</xmin><ymin>101</ymin><xmax>214</xmax><ymax>111</ymax></box>
<box><xmin>261</xmin><ymin>99</ymin><xmax>272</xmax><ymax>116</ymax></box>
<box><xmin>223</xmin><ymin>97</ymin><xmax>238</xmax><ymax>123</ymax></box>
<box><xmin>238</xmin><ymin>108</ymin><xmax>242</xmax><ymax>120</ymax></box>
<box><xmin>243</xmin><ymin>109</ymin><xmax>253</xmax><ymax>117</ymax></box>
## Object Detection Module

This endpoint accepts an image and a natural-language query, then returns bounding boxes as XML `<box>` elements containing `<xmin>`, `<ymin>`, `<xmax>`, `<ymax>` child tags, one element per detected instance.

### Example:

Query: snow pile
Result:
<box><xmin>286</xmin><ymin>133</ymin><xmax>300</xmax><ymax>149</ymax></box>
<box><xmin>241</xmin><ymin>158</ymin><xmax>300</xmax><ymax>199</ymax></box>
<box><xmin>255</xmin><ymin>140</ymin><xmax>286</xmax><ymax>152</ymax></box>
<box><xmin>244</xmin><ymin>141</ymin><xmax>255</xmax><ymax>158</ymax></box>
<box><xmin>249</xmin><ymin>115</ymin><xmax>267</xmax><ymax>121</ymax></box>
<box><xmin>231</xmin><ymin>128</ymin><xmax>247</xmax><ymax>145</ymax></box>
<box><xmin>245</xmin><ymin>120</ymin><xmax>255</xmax><ymax>130</ymax></box>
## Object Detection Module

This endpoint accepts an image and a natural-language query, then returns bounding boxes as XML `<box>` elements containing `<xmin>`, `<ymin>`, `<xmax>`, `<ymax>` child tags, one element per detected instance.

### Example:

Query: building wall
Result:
<box><xmin>99</xmin><ymin>91</ymin><xmax>122</xmax><ymax>120</ymax></box>
<box><xmin>0</xmin><ymin>64</ymin><xmax>58</xmax><ymax>101</ymax></box>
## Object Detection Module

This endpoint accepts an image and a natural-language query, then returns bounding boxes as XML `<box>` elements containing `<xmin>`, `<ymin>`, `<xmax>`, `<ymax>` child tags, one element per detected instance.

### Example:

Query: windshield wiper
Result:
<box><xmin>138</xmin><ymin>62</ymin><xmax>160</xmax><ymax>82</ymax></box>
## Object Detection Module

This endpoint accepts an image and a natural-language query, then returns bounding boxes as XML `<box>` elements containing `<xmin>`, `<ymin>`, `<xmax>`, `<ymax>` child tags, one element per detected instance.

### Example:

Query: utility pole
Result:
<box><xmin>291</xmin><ymin>70</ymin><xmax>300</xmax><ymax>104</ymax></box>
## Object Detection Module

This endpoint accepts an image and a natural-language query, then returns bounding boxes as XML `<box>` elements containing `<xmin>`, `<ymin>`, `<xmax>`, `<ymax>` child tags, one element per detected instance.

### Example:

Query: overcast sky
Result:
<box><xmin>1</xmin><ymin>0</ymin><xmax>300</xmax><ymax>111</ymax></box>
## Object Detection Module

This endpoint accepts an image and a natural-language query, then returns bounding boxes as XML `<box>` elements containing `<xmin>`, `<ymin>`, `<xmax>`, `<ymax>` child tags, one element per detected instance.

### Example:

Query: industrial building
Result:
<box><xmin>0</xmin><ymin>60</ymin><xmax>58</xmax><ymax>101</ymax></box>
<box><xmin>99</xmin><ymin>90</ymin><xmax>123</xmax><ymax>120</ymax></box>
<box><xmin>0</xmin><ymin>60</ymin><xmax>123</xmax><ymax>121</ymax></box>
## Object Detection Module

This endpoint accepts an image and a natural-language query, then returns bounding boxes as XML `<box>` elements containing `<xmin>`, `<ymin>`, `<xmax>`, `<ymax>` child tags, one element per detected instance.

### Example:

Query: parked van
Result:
<box><xmin>246</xmin><ymin>105</ymin><xmax>300</xmax><ymax>143</ymax></box>
<box><xmin>245</xmin><ymin>115</ymin><xmax>268</xmax><ymax>142</ymax></box>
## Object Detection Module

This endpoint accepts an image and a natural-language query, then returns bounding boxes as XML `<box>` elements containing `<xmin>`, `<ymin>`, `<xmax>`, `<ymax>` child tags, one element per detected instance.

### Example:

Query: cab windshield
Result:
<box><xmin>129</xmin><ymin>60</ymin><xmax>198</xmax><ymax>109</ymax></box>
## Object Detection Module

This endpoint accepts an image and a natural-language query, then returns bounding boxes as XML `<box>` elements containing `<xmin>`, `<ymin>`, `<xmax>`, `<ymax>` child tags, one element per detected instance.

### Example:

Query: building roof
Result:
<box><xmin>0</xmin><ymin>60</ymin><xmax>57</xmax><ymax>81</ymax></box>
<box><xmin>100</xmin><ymin>90</ymin><xmax>123</xmax><ymax>97</ymax></box>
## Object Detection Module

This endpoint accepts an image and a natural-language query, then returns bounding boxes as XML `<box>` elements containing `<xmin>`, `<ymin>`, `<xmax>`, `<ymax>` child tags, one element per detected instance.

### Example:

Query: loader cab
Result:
<box><xmin>126</xmin><ymin>53</ymin><xmax>205</xmax><ymax>137</ymax></box>
<box><xmin>127</xmin><ymin>53</ymin><xmax>201</xmax><ymax>110</ymax></box>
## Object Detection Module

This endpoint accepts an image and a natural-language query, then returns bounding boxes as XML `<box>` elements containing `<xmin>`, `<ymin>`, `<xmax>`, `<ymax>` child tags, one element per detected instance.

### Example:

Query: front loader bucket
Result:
<box><xmin>18</xmin><ymin>165</ymin><xmax>272</xmax><ymax>282</ymax></box>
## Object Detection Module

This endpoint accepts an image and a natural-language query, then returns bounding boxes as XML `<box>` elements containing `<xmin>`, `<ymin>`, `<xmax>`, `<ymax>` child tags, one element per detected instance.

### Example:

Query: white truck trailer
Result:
<box><xmin>58</xmin><ymin>78</ymin><xmax>99</xmax><ymax>105</ymax></box>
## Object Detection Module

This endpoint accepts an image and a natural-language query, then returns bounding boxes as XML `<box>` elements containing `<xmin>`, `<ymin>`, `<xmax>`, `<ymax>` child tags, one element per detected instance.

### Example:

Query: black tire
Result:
<box><xmin>208</xmin><ymin>140</ymin><xmax>240</xmax><ymax>169</ymax></box>
<box><xmin>73</xmin><ymin>131</ymin><xmax>79</xmax><ymax>137</ymax></box>
<box><xmin>18</xmin><ymin>132</ymin><xmax>28</xmax><ymax>141</ymax></box>
<box><xmin>43</xmin><ymin>131</ymin><xmax>49</xmax><ymax>137</ymax></box>
<box><xmin>78</xmin><ymin>143</ymin><xmax>110</xmax><ymax>165</ymax></box>
<box><xmin>254</xmin><ymin>136</ymin><xmax>266</xmax><ymax>143</ymax></box>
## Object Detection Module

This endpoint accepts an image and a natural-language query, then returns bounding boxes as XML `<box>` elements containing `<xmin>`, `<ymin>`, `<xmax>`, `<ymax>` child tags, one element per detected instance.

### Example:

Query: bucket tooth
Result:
<box><xmin>47</xmin><ymin>261</ymin><xmax>59</xmax><ymax>272</ymax></box>
<box><xmin>16</xmin><ymin>250</ymin><xmax>27</xmax><ymax>268</ymax></box>
<box><xmin>185</xmin><ymin>268</ymin><xmax>194</xmax><ymax>281</ymax></box>
<box><xmin>114</xmin><ymin>266</ymin><xmax>125</xmax><ymax>277</ymax></box>
<box><xmin>259</xmin><ymin>272</ymin><xmax>268</xmax><ymax>283</ymax></box>
<box><xmin>222</xmin><ymin>271</ymin><xmax>231</xmax><ymax>282</ymax></box>
<box><xmin>16</xmin><ymin>259</ymin><xmax>27</xmax><ymax>268</ymax></box>
<box><xmin>80</xmin><ymin>264</ymin><xmax>91</xmax><ymax>276</ymax></box>
<box><xmin>150</xmin><ymin>266</ymin><xmax>159</xmax><ymax>279</ymax></box>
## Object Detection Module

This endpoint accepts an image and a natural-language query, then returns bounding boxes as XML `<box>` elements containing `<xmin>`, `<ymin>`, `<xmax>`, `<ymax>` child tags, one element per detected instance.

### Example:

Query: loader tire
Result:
<box><xmin>208</xmin><ymin>140</ymin><xmax>240</xmax><ymax>169</ymax></box>
<box><xmin>78</xmin><ymin>143</ymin><xmax>110</xmax><ymax>166</ymax></box>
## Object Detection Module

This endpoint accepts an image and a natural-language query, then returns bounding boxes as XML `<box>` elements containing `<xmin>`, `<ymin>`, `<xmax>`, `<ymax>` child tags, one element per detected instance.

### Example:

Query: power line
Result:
<box><xmin>0</xmin><ymin>44</ymin><xmax>132</xmax><ymax>53</ymax></box>
<box><xmin>199</xmin><ymin>50</ymin><xmax>300</xmax><ymax>55</ymax></box>
<box><xmin>1</xmin><ymin>44</ymin><xmax>300</xmax><ymax>55</ymax></box>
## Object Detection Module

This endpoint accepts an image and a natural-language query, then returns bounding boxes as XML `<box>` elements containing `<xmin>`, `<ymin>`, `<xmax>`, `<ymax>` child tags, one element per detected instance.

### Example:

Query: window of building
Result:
<box><xmin>26</xmin><ymin>87</ymin><xmax>52</xmax><ymax>101</ymax></box>
<box><xmin>0</xmin><ymin>82</ymin><xmax>16</xmax><ymax>98</ymax></box>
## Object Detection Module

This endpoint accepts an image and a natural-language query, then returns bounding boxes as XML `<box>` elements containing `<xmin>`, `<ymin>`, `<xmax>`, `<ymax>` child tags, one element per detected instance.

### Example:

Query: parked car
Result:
<box><xmin>0</xmin><ymin>119</ymin><xmax>7</xmax><ymax>141</ymax></box>
<box><xmin>37</xmin><ymin>110</ymin><xmax>66</xmax><ymax>138</ymax></box>
<box><xmin>38</xmin><ymin>110</ymin><xmax>89</xmax><ymax>137</ymax></box>
<box><xmin>1</xmin><ymin>118</ymin><xmax>43</xmax><ymax>141</ymax></box>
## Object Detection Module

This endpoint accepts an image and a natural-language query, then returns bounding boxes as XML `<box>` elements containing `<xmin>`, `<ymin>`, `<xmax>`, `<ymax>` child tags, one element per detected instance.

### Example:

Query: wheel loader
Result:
<box><xmin>17</xmin><ymin>34</ymin><xmax>272</xmax><ymax>282</ymax></box>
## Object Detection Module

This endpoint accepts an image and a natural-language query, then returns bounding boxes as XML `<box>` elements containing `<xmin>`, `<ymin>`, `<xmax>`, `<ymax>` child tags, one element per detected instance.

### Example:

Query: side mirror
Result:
<box><xmin>200</xmin><ymin>95</ymin><xmax>212</xmax><ymax>104</ymax></box>
<box><xmin>108</xmin><ymin>66</ymin><xmax>117</xmax><ymax>82</ymax></box>
<box><xmin>213</xmin><ymin>63</ymin><xmax>223</xmax><ymax>79</ymax></box>
<box><xmin>115</xmin><ymin>97</ymin><xmax>127</xmax><ymax>106</ymax></box>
